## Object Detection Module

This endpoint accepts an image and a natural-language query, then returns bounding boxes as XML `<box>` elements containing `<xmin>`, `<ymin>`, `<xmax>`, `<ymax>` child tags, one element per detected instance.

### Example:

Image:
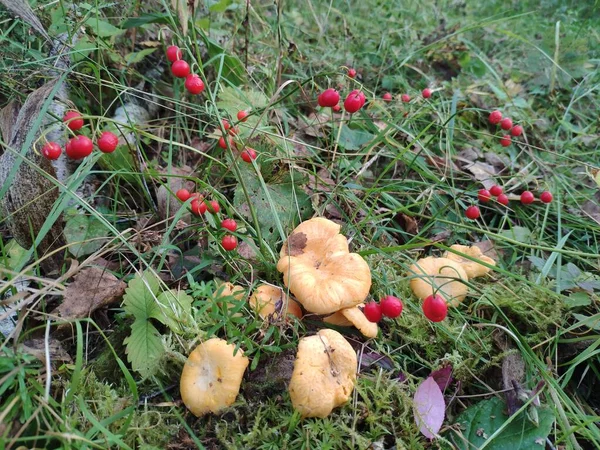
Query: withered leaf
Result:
<box><xmin>19</xmin><ymin>338</ymin><xmax>72</xmax><ymax>365</ymax></box>
<box><xmin>282</xmin><ymin>232</ymin><xmax>307</xmax><ymax>256</ymax></box>
<box><xmin>52</xmin><ymin>267</ymin><xmax>126</xmax><ymax>320</ymax></box>
<box><xmin>396</xmin><ymin>213</ymin><xmax>419</xmax><ymax>235</ymax></box>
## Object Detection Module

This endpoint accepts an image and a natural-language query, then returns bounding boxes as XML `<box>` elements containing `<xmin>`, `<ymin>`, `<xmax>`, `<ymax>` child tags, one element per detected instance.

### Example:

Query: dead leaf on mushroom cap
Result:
<box><xmin>51</xmin><ymin>267</ymin><xmax>126</xmax><ymax>321</ymax></box>
<box><xmin>283</xmin><ymin>232</ymin><xmax>308</xmax><ymax>256</ymax></box>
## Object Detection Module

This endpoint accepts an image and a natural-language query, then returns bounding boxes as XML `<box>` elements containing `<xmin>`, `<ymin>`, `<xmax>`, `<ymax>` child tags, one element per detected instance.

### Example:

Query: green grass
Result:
<box><xmin>1</xmin><ymin>0</ymin><xmax>600</xmax><ymax>448</ymax></box>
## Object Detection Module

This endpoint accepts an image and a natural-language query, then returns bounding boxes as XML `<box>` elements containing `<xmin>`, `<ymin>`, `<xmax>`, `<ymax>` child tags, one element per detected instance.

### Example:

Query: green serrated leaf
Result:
<box><xmin>217</xmin><ymin>86</ymin><xmax>268</xmax><ymax>128</ymax></box>
<box><xmin>125</xmin><ymin>47</ymin><xmax>157</xmax><ymax>65</ymax></box>
<box><xmin>124</xmin><ymin>318</ymin><xmax>164</xmax><ymax>377</ymax></box>
<box><xmin>72</xmin><ymin>36</ymin><xmax>96</xmax><ymax>63</ymax></box>
<box><xmin>499</xmin><ymin>226</ymin><xmax>532</xmax><ymax>243</ymax></box>
<box><xmin>234</xmin><ymin>167</ymin><xmax>313</xmax><ymax>246</ymax></box>
<box><xmin>151</xmin><ymin>289</ymin><xmax>193</xmax><ymax>334</ymax></box>
<box><xmin>451</xmin><ymin>397</ymin><xmax>554</xmax><ymax>450</ymax></box>
<box><xmin>122</xmin><ymin>270</ymin><xmax>162</xmax><ymax>320</ymax></box>
<box><xmin>0</xmin><ymin>240</ymin><xmax>29</xmax><ymax>280</ymax></box>
<box><xmin>565</xmin><ymin>292</ymin><xmax>592</xmax><ymax>308</ymax></box>
<box><xmin>337</xmin><ymin>125</ymin><xmax>374</xmax><ymax>150</ymax></box>
<box><xmin>64</xmin><ymin>215</ymin><xmax>109</xmax><ymax>257</ymax></box>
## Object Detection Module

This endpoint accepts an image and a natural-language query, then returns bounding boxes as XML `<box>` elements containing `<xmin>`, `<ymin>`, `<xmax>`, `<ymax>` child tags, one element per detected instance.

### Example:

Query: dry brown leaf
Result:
<box><xmin>472</xmin><ymin>240</ymin><xmax>500</xmax><ymax>263</ymax></box>
<box><xmin>0</xmin><ymin>0</ymin><xmax>50</xmax><ymax>40</ymax></box>
<box><xmin>282</xmin><ymin>232</ymin><xmax>308</xmax><ymax>256</ymax></box>
<box><xmin>582</xmin><ymin>192</ymin><xmax>600</xmax><ymax>225</ymax></box>
<box><xmin>395</xmin><ymin>213</ymin><xmax>419</xmax><ymax>235</ymax></box>
<box><xmin>0</xmin><ymin>100</ymin><xmax>20</xmax><ymax>147</ymax></box>
<box><xmin>462</xmin><ymin>161</ymin><xmax>497</xmax><ymax>188</ymax></box>
<box><xmin>52</xmin><ymin>267</ymin><xmax>126</xmax><ymax>320</ymax></box>
<box><xmin>19</xmin><ymin>338</ymin><xmax>72</xmax><ymax>365</ymax></box>
<box><xmin>157</xmin><ymin>166</ymin><xmax>195</xmax><ymax>222</ymax></box>
<box><xmin>424</xmin><ymin>155</ymin><xmax>460</xmax><ymax>173</ymax></box>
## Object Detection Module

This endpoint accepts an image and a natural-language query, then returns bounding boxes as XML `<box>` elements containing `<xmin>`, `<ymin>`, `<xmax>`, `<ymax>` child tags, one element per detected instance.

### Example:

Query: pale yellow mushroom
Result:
<box><xmin>324</xmin><ymin>305</ymin><xmax>378</xmax><ymax>338</ymax></box>
<box><xmin>442</xmin><ymin>244</ymin><xmax>495</xmax><ymax>279</ymax></box>
<box><xmin>408</xmin><ymin>256</ymin><xmax>469</xmax><ymax>307</ymax></box>
<box><xmin>248</xmin><ymin>284</ymin><xmax>303</xmax><ymax>319</ymax></box>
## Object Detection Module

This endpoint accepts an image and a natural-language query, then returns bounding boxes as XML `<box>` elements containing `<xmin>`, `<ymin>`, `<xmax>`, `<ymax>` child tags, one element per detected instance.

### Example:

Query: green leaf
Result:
<box><xmin>337</xmin><ymin>125</ymin><xmax>374</xmax><ymax>150</ymax></box>
<box><xmin>64</xmin><ymin>215</ymin><xmax>109</xmax><ymax>257</ymax></box>
<box><xmin>85</xmin><ymin>17</ymin><xmax>125</xmax><ymax>37</ymax></box>
<box><xmin>565</xmin><ymin>292</ymin><xmax>592</xmax><ymax>308</ymax></box>
<box><xmin>122</xmin><ymin>270</ymin><xmax>162</xmax><ymax>320</ymax></box>
<box><xmin>0</xmin><ymin>240</ymin><xmax>28</xmax><ymax>273</ymax></box>
<box><xmin>124</xmin><ymin>47</ymin><xmax>157</xmax><ymax>65</ymax></box>
<box><xmin>200</xmin><ymin>34</ymin><xmax>245</xmax><ymax>86</ymax></box>
<box><xmin>124</xmin><ymin>318</ymin><xmax>164</xmax><ymax>377</ymax></box>
<box><xmin>572</xmin><ymin>313</ymin><xmax>600</xmax><ymax>331</ymax></box>
<box><xmin>209</xmin><ymin>0</ymin><xmax>234</xmax><ymax>12</ymax></box>
<box><xmin>72</xmin><ymin>36</ymin><xmax>96</xmax><ymax>62</ymax></box>
<box><xmin>499</xmin><ymin>226</ymin><xmax>532</xmax><ymax>243</ymax></box>
<box><xmin>217</xmin><ymin>86</ymin><xmax>268</xmax><ymax>128</ymax></box>
<box><xmin>121</xmin><ymin>13</ymin><xmax>170</xmax><ymax>29</ymax></box>
<box><xmin>150</xmin><ymin>289</ymin><xmax>193</xmax><ymax>334</ymax></box>
<box><xmin>451</xmin><ymin>397</ymin><xmax>554</xmax><ymax>450</ymax></box>
<box><xmin>233</xmin><ymin>167</ymin><xmax>313</xmax><ymax>246</ymax></box>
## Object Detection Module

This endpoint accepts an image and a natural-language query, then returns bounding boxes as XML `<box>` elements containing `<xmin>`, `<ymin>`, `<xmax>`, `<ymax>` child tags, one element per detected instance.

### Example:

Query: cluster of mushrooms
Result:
<box><xmin>179</xmin><ymin>218</ymin><xmax>495</xmax><ymax>418</ymax></box>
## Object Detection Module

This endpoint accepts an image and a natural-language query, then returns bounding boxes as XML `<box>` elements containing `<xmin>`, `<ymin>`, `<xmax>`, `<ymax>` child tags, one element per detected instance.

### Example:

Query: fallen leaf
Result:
<box><xmin>0</xmin><ymin>0</ymin><xmax>50</xmax><ymax>40</ymax></box>
<box><xmin>502</xmin><ymin>353</ymin><xmax>525</xmax><ymax>415</ymax></box>
<box><xmin>414</xmin><ymin>376</ymin><xmax>445</xmax><ymax>439</ymax></box>
<box><xmin>395</xmin><ymin>213</ymin><xmax>419</xmax><ymax>235</ymax></box>
<box><xmin>472</xmin><ymin>240</ymin><xmax>500</xmax><ymax>263</ymax></box>
<box><xmin>430</xmin><ymin>365</ymin><xmax>453</xmax><ymax>392</ymax></box>
<box><xmin>156</xmin><ymin>166</ymin><xmax>195</xmax><ymax>222</ymax></box>
<box><xmin>462</xmin><ymin>161</ymin><xmax>498</xmax><ymax>188</ymax></box>
<box><xmin>581</xmin><ymin>191</ymin><xmax>600</xmax><ymax>226</ymax></box>
<box><xmin>282</xmin><ymin>232</ymin><xmax>307</xmax><ymax>256</ymax></box>
<box><xmin>19</xmin><ymin>338</ymin><xmax>72</xmax><ymax>365</ymax></box>
<box><xmin>52</xmin><ymin>267</ymin><xmax>126</xmax><ymax>320</ymax></box>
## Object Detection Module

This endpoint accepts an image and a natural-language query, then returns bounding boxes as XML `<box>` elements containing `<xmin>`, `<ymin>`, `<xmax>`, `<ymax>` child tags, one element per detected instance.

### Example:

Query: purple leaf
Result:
<box><xmin>430</xmin><ymin>365</ymin><xmax>453</xmax><ymax>392</ymax></box>
<box><xmin>414</xmin><ymin>376</ymin><xmax>445</xmax><ymax>439</ymax></box>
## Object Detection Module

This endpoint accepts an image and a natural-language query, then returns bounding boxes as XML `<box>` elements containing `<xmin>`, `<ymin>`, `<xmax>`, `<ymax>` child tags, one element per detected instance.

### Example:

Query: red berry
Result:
<box><xmin>318</xmin><ymin>88</ymin><xmax>340</xmax><ymax>108</ymax></box>
<box><xmin>241</xmin><ymin>148</ymin><xmax>257</xmax><ymax>163</ymax></box>
<box><xmin>540</xmin><ymin>191</ymin><xmax>553</xmax><ymax>204</ymax></box>
<box><xmin>221</xmin><ymin>218</ymin><xmax>238</xmax><ymax>232</ymax></box>
<box><xmin>191</xmin><ymin>199</ymin><xmax>207</xmax><ymax>215</ymax></box>
<box><xmin>489</xmin><ymin>110</ymin><xmax>502</xmax><ymax>125</ymax></box>
<box><xmin>222</xmin><ymin>119</ymin><xmax>231</xmax><ymax>131</ymax></box>
<box><xmin>500</xmin><ymin>117</ymin><xmax>513</xmax><ymax>130</ymax></box>
<box><xmin>344</xmin><ymin>90</ymin><xmax>364</xmax><ymax>113</ymax></box>
<box><xmin>401</xmin><ymin>94</ymin><xmax>410</xmax><ymax>103</ymax></box>
<box><xmin>184</xmin><ymin>74</ymin><xmax>204</xmax><ymax>94</ymax></box>
<box><xmin>422</xmin><ymin>295</ymin><xmax>448</xmax><ymax>322</ymax></box>
<box><xmin>382</xmin><ymin>92</ymin><xmax>392</xmax><ymax>102</ymax></box>
<box><xmin>489</xmin><ymin>185</ymin><xmax>503</xmax><ymax>196</ymax></box>
<box><xmin>66</xmin><ymin>135</ymin><xmax>93</xmax><ymax>159</ymax></box>
<box><xmin>221</xmin><ymin>235</ymin><xmax>238</xmax><ymax>251</ymax></box>
<box><xmin>171</xmin><ymin>59</ymin><xmax>190</xmax><ymax>78</ymax></box>
<box><xmin>208</xmin><ymin>200</ymin><xmax>220</xmax><ymax>214</ymax></box>
<box><xmin>379</xmin><ymin>295</ymin><xmax>403</xmax><ymax>319</ymax></box>
<box><xmin>500</xmin><ymin>135</ymin><xmax>511</xmax><ymax>147</ymax></box>
<box><xmin>176</xmin><ymin>189</ymin><xmax>191</xmax><ymax>202</ymax></box>
<box><xmin>237</xmin><ymin>110</ymin><xmax>249</xmax><ymax>122</ymax></box>
<box><xmin>465</xmin><ymin>205</ymin><xmax>480</xmax><ymax>220</ymax></box>
<box><xmin>497</xmin><ymin>193</ymin><xmax>509</xmax><ymax>205</ymax></box>
<box><xmin>422</xmin><ymin>88</ymin><xmax>432</xmax><ymax>99</ymax></box>
<box><xmin>520</xmin><ymin>191</ymin><xmax>535</xmax><ymax>205</ymax></box>
<box><xmin>363</xmin><ymin>302</ymin><xmax>382</xmax><ymax>323</ymax></box>
<box><xmin>218</xmin><ymin>136</ymin><xmax>233</xmax><ymax>149</ymax></box>
<box><xmin>332</xmin><ymin>104</ymin><xmax>341</xmax><ymax>112</ymax></box>
<box><xmin>63</xmin><ymin>111</ymin><xmax>84</xmax><ymax>131</ymax></box>
<box><xmin>228</xmin><ymin>126</ymin><xmax>239</xmax><ymax>136</ymax></box>
<box><xmin>97</xmin><ymin>131</ymin><xmax>119</xmax><ymax>153</ymax></box>
<box><xmin>347</xmin><ymin>68</ymin><xmax>357</xmax><ymax>78</ymax></box>
<box><xmin>510</xmin><ymin>125</ymin><xmax>523</xmax><ymax>137</ymax></box>
<box><xmin>478</xmin><ymin>189</ymin><xmax>491</xmax><ymax>202</ymax></box>
<box><xmin>41</xmin><ymin>142</ymin><xmax>61</xmax><ymax>160</ymax></box>
<box><xmin>166</xmin><ymin>45</ymin><xmax>182</xmax><ymax>62</ymax></box>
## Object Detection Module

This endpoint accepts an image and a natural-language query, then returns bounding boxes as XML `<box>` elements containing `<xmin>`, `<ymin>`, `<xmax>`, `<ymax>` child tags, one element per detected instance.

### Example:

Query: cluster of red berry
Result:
<box><xmin>317</xmin><ymin>87</ymin><xmax>366</xmax><ymax>114</ymax></box>
<box><xmin>41</xmin><ymin>111</ymin><xmax>119</xmax><ymax>161</ymax></box>
<box><xmin>382</xmin><ymin>87</ymin><xmax>432</xmax><ymax>103</ymax></box>
<box><xmin>466</xmin><ymin>184</ymin><xmax>554</xmax><ymax>220</ymax></box>
<box><xmin>167</xmin><ymin>45</ymin><xmax>205</xmax><ymax>95</ymax></box>
<box><xmin>363</xmin><ymin>293</ymin><xmax>449</xmax><ymax>324</ymax></box>
<box><xmin>175</xmin><ymin>189</ymin><xmax>239</xmax><ymax>251</ymax></box>
<box><xmin>216</xmin><ymin>114</ymin><xmax>256</xmax><ymax>163</ymax></box>
<box><xmin>488</xmin><ymin>110</ymin><xmax>523</xmax><ymax>147</ymax></box>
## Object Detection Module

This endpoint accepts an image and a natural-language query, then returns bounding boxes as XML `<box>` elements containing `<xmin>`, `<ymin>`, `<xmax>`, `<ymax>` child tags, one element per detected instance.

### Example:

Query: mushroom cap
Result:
<box><xmin>277</xmin><ymin>218</ymin><xmax>372</xmax><ymax>315</ymax></box>
<box><xmin>408</xmin><ymin>256</ymin><xmax>469</xmax><ymax>307</ymax></box>
<box><xmin>180</xmin><ymin>338</ymin><xmax>249</xmax><ymax>417</ymax></box>
<box><xmin>248</xmin><ymin>284</ymin><xmax>303</xmax><ymax>319</ymax></box>
<box><xmin>289</xmin><ymin>329</ymin><xmax>357</xmax><ymax>418</ymax></box>
<box><xmin>324</xmin><ymin>305</ymin><xmax>378</xmax><ymax>338</ymax></box>
<box><xmin>443</xmin><ymin>244</ymin><xmax>496</xmax><ymax>279</ymax></box>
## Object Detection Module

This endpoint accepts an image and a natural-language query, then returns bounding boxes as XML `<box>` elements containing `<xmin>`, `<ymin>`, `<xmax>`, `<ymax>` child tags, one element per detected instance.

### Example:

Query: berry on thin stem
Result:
<box><xmin>166</xmin><ymin>45</ymin><xmax>182</xmax><ymax>62</ymax></box>
<box><xmin>520</xmin><ymin>191</ymin><xmax>535</xmax><ymax>205</ymax></box>
<box><xmin>380</xmin><ymin>295</ymin><xmax>403</xmax><ymax>319</ymax></box>
<box><xmin>41</xmin><ymin>142</ymin><xmax>61</xmax><ymax>160</ymax></box>
<box><xmin>184</xmin><ymin>74</ymin><xmax>205</xmax><ymax>94</ymax></box>
<box><xmin>489</xmin><ymin>110</ymin><xmax>502</xmax><ymax>125</ymax></box>
<box><xmin>347</xmin><ymin>68</ymin><xmax>357</xmax><ymax>78</ymax></box>
<box><xmin>66</xmin><ymin>135</ymin><xmax>93</xmax><ymax>159</ymax></box>
<box><xmin>401</xmin><ymin>94</ymin><xmax>410</xmax><ymax>103</ymax></box>
<box><xmin>478</xmin><ymin>189</ymin><xmax>491</xmax><ymax>202</ymax></box>
<box><xmin>422</xmin><ymin>295</ymin><xmax>448</xmax><ymax>322</ymax></box>
<box><xmin>382</xmin><ymin>92</ymin><xmax>392</xmax><ymax>102</ymax></box>
<box><xmin>510</xmin><ymin>125</ymin><xmax>523</xmax><ymax>137</ymax></box>
<box><xmin>241</xmin><ymin>147</ymin><xmax>257</xmax><ymax>163</ymax></box>
<box><xmin>363</xmin><ymin>302</ymin><xmax>382</xmax><ymax>323</ymax></box>
<box><xmin>318</xmin><ymin>88</ymin><xmax>340</xmax><ymax>108</ymax></box>
<box><xmin>171</xmin><ymin>60</ymin><xmax>190</xmax><ymax>78</ymax></box>
<box><xmin>63</xmin><ymin>111</ymin><xmax>84</xmax><ymax>131</ymax></box>
<box><xmin>497</xmin><ymin>193</ymin><xmax>509</xmax><ymax>206</ymax></box>
<box><xmin>500</xmin><ymin>117</ymin><xmax>513</xmax><ymax>130</ymax></box>
<box><xmin>208</xmin><ymin>200</ymin><xmax>220</xmax><ymax>214</ymax></box>
<box><xmin>237</xmin><ymin>110</ymin><xmax>249</xmax><ymax>122</ymax></box>
<box><xmin>465</xmin><ymin>205</ymin><xmax>480</xmax><ymax>220</ymax></box>
<box><xmin>422</xmin><ymin>88</ymin><xmax>432</xmax><ymax>99</ymax></box>
<box><xmin>540</xmin><ymin>191</ymin><xmax>553</xmax><ymax>204</ymax></box>
<box><xmin>176</xmin><ymin>189</ymin><xmax>191</xmax><ymax>202</ymax></box>
<box><xmin>97</xmin><ymin>131</ymin><xmax>119</xmax><ymax>153</ymax></box>
<box><xmin>490</xmin><ymin>185</ymin><xmax>503</xmax><ymax>197</ymax></box>
<box><xmin>221</xmin><ymin>218</ymin><xmax>238</xmax><ymax>232</ymax></box>
<box><xmin>500</xmin><ymin>135</ymin><xmax>511</xmax><ymax>147</ymax></box>
<box><xmin>221</xmin><ymin>235</ymin><xmax>238</xmax><ymax>251</ymax></box>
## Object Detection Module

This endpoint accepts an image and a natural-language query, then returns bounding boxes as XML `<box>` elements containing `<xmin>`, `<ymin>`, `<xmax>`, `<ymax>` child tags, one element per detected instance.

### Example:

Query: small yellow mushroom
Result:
<box><xmin>248</xmin><ymin>284</ymin><xmax>303</xmax><ymax>319</ymax></box>
<box><xmin>324</xmin><ymin>304</ymin><xmax>378</xmax><ymax>338</ymax></box>
<box><xmin>408</xmin><ymin>256</ymin><xmax>469</xmax><ymax>307</ymax></box>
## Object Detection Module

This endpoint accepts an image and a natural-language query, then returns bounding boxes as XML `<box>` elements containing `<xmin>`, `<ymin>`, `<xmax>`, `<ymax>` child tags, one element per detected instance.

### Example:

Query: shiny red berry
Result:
<box><xmin>218</xmin><ymin>136</ymin><xmax>233</xmax><ymax>149</ymax></box>
<box><xmin>380</xmin><ymin>295</ymin><xmax>403</xmax><ymax>319</ymax></box>
<box><xmin>171</xmin><ymin>59</ymin><xmax>190</xmax><ymax>78</ymax></box>
<box><xmin>222</xmin><ymin>119</ymin><xmax>231</xmax><ymax>131</ymax></box>
<box><xmin>478</xmin><ymin>189</ymin><xmax>491</xmax><ymax>202</ymax></box>
<box><xmin>500</xmin><ymin>135</ymin><xmax>511</xmax><ymax>147</ymax></box>
<box><xmin>382</xmin><ymin>92</ymin><xmax>392</xmax><ymax>102</ymax></box>
<box><xmin>184</xmin><ymin>74</ymin><xmax>204</xmax><ymax>94</ymax></box>
<box><xmin>347</xmin><ymin>68</ymin><xmax>357</xmax><ymax>78</ymax></box>
<box><xmin>332</xmin><ymin>104</ymin><xmax>341</xmax><ymax>112</ymax></box>
<box><xmin>510</xmin><ymin>125</ymin><xmax>523</xmax><ymax>137</ymax></box>
<box><xmin>490</xmin><ymin>185</ymin><xmax>503</xmax><ymax>196</ymax></box>
<box><xmin>422</xmin><ymin>88</ymin><xmax>432</xmax><ymax>99</ymax></box>
<box><xmin>540</xmin><ymin>191</ymin><xmax>553</xmax><ymax>203</ymax></box>
<box><xmin>166</xmin><ymin>45</ymin><xmax>182</xmax><ymax>62</ymax></box>
<box><xmin>465</xmin><ymin>205</ymin><xmax>480</xmax><ymax>220</ymax></box>
<box><xmin>191</xmin><ymin>199</ymin><xmax>207</xmax><ymax>215</ymax></box>
<box><xmin>363</xmin><ymin>302</ymin><xmax>382</xmax><ymax>323</ymax></box>
<box><xmin>401</xmin><ymin>94</ymin><xmax>410</xmax><ymax>103</ymax></box>
<box><xmin>97</xmin><ymin>131</ymin><xmax>119</xmax><ymax>153</ymax></box>
<box><xmin>176</xmin><ymin>189</ymin><xmax>191</xmax><ymax>202</ymax></box>
<box><xmin>422</xmin><ymin>295</ymin><xmax>448</xmax><ymax>322</ymax></box>
<box><xmin>500</xmin><ymin>117</ymin><xmax>513</xmax><ymax>130</ymax></box>
<box><xmin>489</xmin><ymin>110</ymin><xmax>502</xmax><ymax>125</ymax></box>
<box><xmin>344</xmin><ymin>90</ymin><xmax>364</xmax><ymax>113</ymax></box>
<box><xmin>41</xmin><ymin>142</ymin><xmax>61</xmax><ymax>160</ymax></box>
<box><xmin>241</xmin><ymin>148</ymin><xmax>257</xmax><ymax>162</ymax></box>
<box><xmin>221</xmin><ymin>218</ymin><xmax>237</xmax><ymax>232</ymax></box>
<box><xmin>520</xmin><ymin>191</ymin><xmax>535</xmax><ymax>204</ymax></box>
<box><xmin>208</xmin><ymin>200</ymin><xmax>220</xmax><ymax>214</ymax></box>
<box><xmin>237</xmin><ymin>110</ymin><xmax>249</xmax><ymax>122</ymax></box>
<box><xmin>497</xmin><ymin>193</ymin><xmax>509</xmax><ymax>205</ymax></box>
<box><xmin>66</xmin><ymin>135</ymin><xmax>93</xmax><ymax>159</ymax></box>
<box><xmin>63</xmin><ymin>111</ymin><xmax>84</xmax><ymax>131</ymax></box>
<box><xmin>318</xmin><ymin>88</ymin><xmax>340</xmax><ymax>108</ymax></box>
<box><xmin>221</xmin><ymin>235</ymin><xmax>238</xmax><ymax>251</ymax></box>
